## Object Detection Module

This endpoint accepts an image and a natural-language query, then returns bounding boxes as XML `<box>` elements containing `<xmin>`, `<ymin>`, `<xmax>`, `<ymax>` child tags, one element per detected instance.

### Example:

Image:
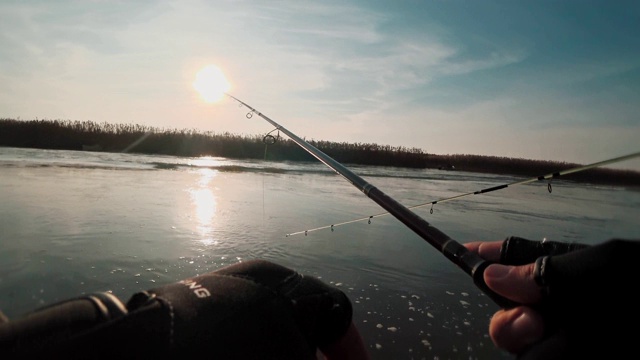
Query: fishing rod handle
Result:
<box><xmin>441</xmin><ymin>238</ymin><xmax>518</xmax><ymax>308</ymax></box>
<box><xmin>499</xmin><ymin>236</ymin><xmax>590</xmax><ymax>265</ymax></box>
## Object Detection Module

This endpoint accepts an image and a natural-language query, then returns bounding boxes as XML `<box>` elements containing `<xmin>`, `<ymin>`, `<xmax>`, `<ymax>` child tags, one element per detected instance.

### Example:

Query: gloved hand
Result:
<box><xmin>0</xmin><ymin>259</ymin><xmax>368</xmax><ymax>359</ymax></box>
<box><xmin>466</xmin><ymin>237</ymin><xmax>639</xmax><ymax>359</ymax></box>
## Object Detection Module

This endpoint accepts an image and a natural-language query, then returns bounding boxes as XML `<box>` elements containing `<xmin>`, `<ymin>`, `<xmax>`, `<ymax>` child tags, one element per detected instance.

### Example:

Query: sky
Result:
<box><xmin>1</xmin><ymin>0</ymin><xmax>639</xmax><ymax>170</ymax></box>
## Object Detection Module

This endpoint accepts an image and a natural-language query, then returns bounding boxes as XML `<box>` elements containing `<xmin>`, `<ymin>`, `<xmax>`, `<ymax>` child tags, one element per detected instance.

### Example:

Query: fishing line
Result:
<box><xmin>225</xmin><ymin>93</ymin><xmax>517</xmax><ymax>308</ymax></box>
<box><xmin>286</xmin><ymin>151</ymin><xmax>640</xmax><ymax>237</ymax></box>
<box><xmin>262</xmin><ymin>164</ymin><xmax>266</xmax><ymax>238</ymax></box>
<box><xmin>262</xmin><ymin>128</ymin><xmax>280</xmax><ymax>160</ymax></box>
<box><xmin>261</xmin><ymin>129</ymin><xmax>280</xmax><ymax>238</ymax></box>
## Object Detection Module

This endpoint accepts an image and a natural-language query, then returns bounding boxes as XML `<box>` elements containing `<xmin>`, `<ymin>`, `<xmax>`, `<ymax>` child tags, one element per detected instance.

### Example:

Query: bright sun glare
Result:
<box><xmin>193</xmin><ymin>64</ymin><xmax>230</xmax><ymax>103</ymax></box>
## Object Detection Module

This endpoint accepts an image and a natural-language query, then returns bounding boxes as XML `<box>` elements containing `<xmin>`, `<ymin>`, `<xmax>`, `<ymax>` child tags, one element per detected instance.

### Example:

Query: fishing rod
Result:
<box><xmin>225</xmin><ymin>93</ymin><xmax>516</xmax><ymax>308</ymax></box>
<box><xmin>286</xmin><ymin>151</ymin><xmax>640</xmax><ymax>237</ymax></box>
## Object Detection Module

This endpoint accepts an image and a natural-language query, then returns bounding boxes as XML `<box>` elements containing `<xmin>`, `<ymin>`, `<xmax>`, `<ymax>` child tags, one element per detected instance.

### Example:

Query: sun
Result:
<box><xmin>193</xmin><ymin>64</ymin><xmax>230</xmax><ymax>103</ymax></box>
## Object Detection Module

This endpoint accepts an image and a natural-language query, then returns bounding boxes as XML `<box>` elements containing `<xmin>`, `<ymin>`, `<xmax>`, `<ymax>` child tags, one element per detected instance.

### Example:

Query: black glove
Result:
<box><xmin>0</xmin><ymin>259</ymin><xmax>353</xmax><ymax>359</ymax></box>
<box><xmin>500</xmin><ymin>237</ymin><xmax>639</xmax><ymax>360</ymax></box>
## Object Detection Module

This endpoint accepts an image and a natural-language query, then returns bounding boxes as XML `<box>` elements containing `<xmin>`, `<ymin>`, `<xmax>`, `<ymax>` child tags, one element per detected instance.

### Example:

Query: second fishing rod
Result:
<box><xmin>225</xmin><ymin>93</ymin><xmax>517</xmax><ymax>309</ymax></box>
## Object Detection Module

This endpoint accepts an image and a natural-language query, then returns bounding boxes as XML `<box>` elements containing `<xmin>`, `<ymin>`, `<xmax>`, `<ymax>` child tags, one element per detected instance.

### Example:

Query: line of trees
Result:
<box><xmin>1</xmin><ymin>118</ymin><xmax>638</xmax><ymax>187</ymax></box>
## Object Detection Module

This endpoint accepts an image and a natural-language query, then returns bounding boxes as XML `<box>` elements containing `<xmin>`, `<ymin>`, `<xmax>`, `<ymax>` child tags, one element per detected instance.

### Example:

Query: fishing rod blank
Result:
<box><xmin>287</xmin><ymin>151</ymin><xmax>640</xmax><ymax>236</ymax></box>
<box><xmin>225</xmin><ymin>93</ymin><xmax>516</xmax><ymax>309</ymax></box>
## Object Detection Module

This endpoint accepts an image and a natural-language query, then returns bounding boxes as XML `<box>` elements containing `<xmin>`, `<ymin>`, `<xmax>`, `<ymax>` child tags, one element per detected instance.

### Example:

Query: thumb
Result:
<box><xmin>484</xmin><ymin>264</ymin><xmax>547</xmax><ymax>355</ymax></box>
<box><xmin>484</xmin><ymin>263</ymin><xmax>543</xmax><ymax>305</ymax></box>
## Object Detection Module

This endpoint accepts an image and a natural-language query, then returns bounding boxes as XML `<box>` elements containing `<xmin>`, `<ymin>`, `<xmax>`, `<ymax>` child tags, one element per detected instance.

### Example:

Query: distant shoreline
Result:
<box><xmin>1</xmin><ymin>118</ymin><xmax>638</xmax><ymax>188</ymax></box>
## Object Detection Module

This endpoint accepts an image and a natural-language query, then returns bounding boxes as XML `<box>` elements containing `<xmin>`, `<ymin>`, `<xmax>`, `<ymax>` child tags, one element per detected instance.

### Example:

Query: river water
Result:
<box><xmin>1</xmin><ymin>146</ymin><xmax>638</xmax><ymax>359</ymax></box>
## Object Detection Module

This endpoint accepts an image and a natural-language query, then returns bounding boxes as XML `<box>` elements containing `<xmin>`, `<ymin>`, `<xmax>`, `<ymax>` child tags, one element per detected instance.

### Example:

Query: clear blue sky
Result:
<box><xmin>1</xmin><ymin>0</ymin><xmax>639</xmax><ymax>170</ymax></box>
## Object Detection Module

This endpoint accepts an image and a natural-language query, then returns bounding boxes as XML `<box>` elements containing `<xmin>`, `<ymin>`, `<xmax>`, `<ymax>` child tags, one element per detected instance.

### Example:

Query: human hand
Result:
<box><xmin>465</xmin><ymin>237</ymin><xmax>638</xmax><ymax>359</ymax></box>
<box><xmin>464</xmin><ymin>240</ymin><xmax>545</xmax><ymax>354</ymax></box>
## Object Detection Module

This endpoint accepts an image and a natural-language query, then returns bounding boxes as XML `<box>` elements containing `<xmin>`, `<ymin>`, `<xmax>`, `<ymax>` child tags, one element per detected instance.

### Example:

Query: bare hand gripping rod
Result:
<box><xmin>226</xmin><ymin>93</ymin><xmax>515</xmax><ymax>308</ymax></box>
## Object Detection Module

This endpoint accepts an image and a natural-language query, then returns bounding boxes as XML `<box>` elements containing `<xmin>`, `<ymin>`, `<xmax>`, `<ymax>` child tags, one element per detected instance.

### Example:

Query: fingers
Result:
<box><xmin>465</xmin><ymin>241</ymin><xmax>548</xmax><ymax>354</ymax></box>
<box><xmin>464</xmin><ymin>240</ymin><xmax>502</xmax><ymax>262</ymax></box>
<box><xmin>465</xmin><ymin>241</ymin><xmax>543</xmax><ymax>304</ymax></box>
<box><xmin>489</xmin><ymin>306</ymin><xmax>545</xmax><ymax>354</ymax></box>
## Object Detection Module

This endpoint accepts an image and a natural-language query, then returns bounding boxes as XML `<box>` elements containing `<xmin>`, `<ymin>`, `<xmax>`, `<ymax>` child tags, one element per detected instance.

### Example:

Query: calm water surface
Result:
<box><xmin>1</xmin><ymin>147</ymin><xmax>638</xmax><ymax>359</ymax></box>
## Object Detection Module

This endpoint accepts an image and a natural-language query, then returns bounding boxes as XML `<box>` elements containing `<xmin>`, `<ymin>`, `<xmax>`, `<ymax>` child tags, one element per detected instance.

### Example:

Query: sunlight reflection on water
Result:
<box><xmin>189</xmin><ymin>168</ymin><xmax>219</xmax><ymax>247</ymax></box>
